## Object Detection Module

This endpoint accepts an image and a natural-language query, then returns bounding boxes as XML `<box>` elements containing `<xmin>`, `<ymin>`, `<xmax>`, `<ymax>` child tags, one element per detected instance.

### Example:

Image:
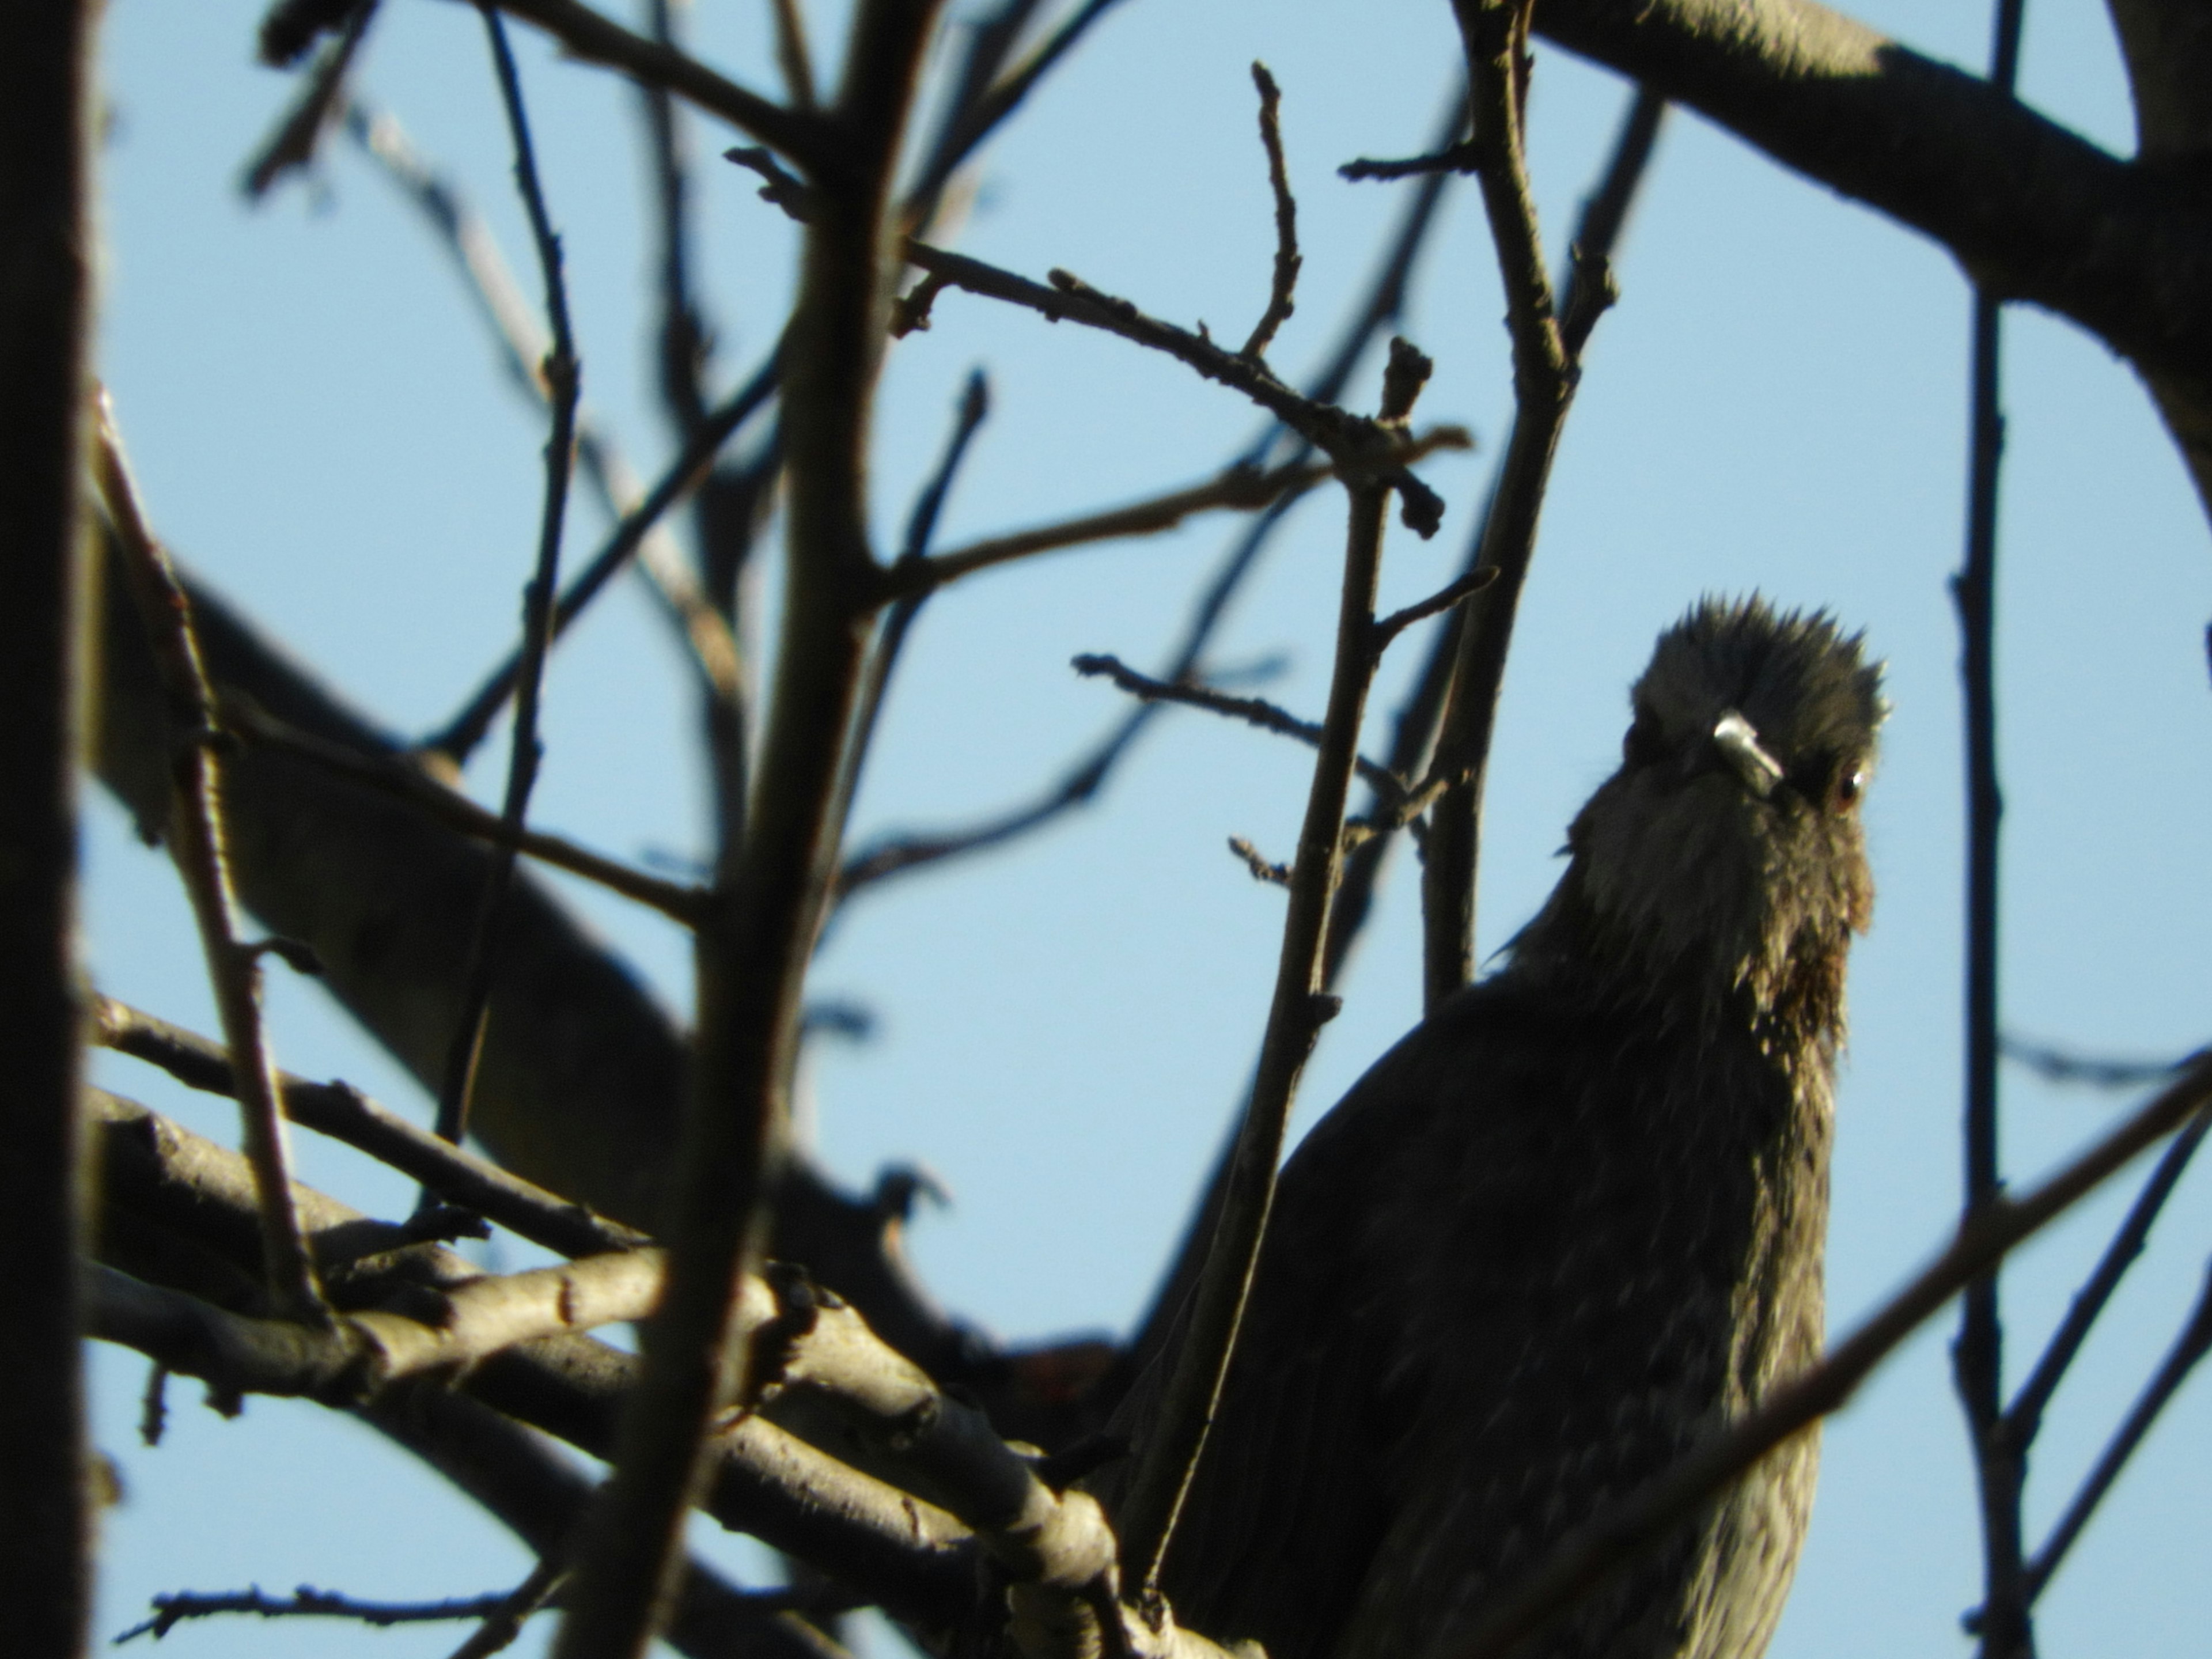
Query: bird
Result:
<box><xmin>1112</xmin><ymin>596</ymin><xmax>1885</xmax><ymax>1659</ymax></box>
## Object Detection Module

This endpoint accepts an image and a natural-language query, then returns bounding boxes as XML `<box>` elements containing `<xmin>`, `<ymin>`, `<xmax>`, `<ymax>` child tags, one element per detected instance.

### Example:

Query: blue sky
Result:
<box><xmin>84</xmin><ymin>2</ymin><xmax>2212</xmax><ymax>1655</ymax></box>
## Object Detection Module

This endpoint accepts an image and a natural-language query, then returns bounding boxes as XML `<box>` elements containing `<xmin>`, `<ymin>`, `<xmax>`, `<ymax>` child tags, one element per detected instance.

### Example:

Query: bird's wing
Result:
<box><xmin>1140</xmin><ymin>1083</ymin><xmax>1408</xmax><ymax>1658</ymax></box>
<box><xmin>1134</xmin><ymin>983</ymin><xmax>1550</xmax><ymax>1659</ymax></box>
<box><xmin>1323</xmin><ymin>984</ymin><xmax>1814</xmax><ymax>1659</ymax></box>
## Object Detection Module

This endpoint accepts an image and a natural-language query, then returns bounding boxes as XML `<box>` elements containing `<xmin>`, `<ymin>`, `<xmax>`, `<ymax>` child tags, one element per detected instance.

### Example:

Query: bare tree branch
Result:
<box><xmin>1419</xmin><ymin>0</ymin><xmax>1582</xmax><ymax>1010</ymax></box>
<box><xmin>361</xmin><ymin>1386</ymin><xmax>853</xmax><ymax>1659</ymax></box>
<box><xmin>433</xmin><ymin>6</ymin><xmax>584</xmax><ymax>1157</ymax></box>
<box><xmin>827</xmin><ymin>370</ymin><xmax>993</xmax><ymax>889</ymax></box>
<box><xmin>427</xmin><ymin>344</ymin><xmax>780</xmax><ymax>766</ymax></box>
<box><xmin>558</xmin><ymin>0</ymin><xmax>951</xmax><ymax>1647</ymax></box>
<box><xmin>903</xmin><ymin>0</ymin><xmax>1130</xmax><ymax>236</ymax></box>
<box><xmin>89</xmin><ymin>1089</ymin><xmax>980</xmax><ymax>1625</ymax></box>
<box><xmin>2014</xmin><ymin>1252</ymin><xmax>2212</xmax><ymax>1611</ymax></box>
<box><xmin>116</xmin><ymin>1581</ymin><xmax>555</xmax><ymax>1645</ymax></box>
<box><xmin>224</xmin><ymin>695</ymin><xmax>704</xmax><ymax>922</ymax></box>
<box><xmin>487</xmin><ymin>0</ymin><xmax>828</xmax><ymax>172</ymax></box>
<box><xmin>2001</xmin><ymin>1034</ymin><xmax>2186</xmax><ymax>1090</ymax></box>
<box><xmin>1072</xmin><ymin>653</ymin><xmax>1408</xmax><ymax>805</ymax></box>
<box><xmin>96</xmin><ymin>408</ymin><xmax>331</xmax><ymax>1327</ymax></box>
<box><xmin>840</xmin><ymin>101</ymin><xmax>1464</xmax><ymax>913</ymax></box>
<box><xmin>1950</xmin><ymin>3</ymin><xmax>2030</xmax><ymax>1647</ymax></box>
<box><xmin>905</xmin><ymin>243</ymin><xmax>1451</xmax><ymax>536</ymax></box>
<box><xmin>241</xmin><ymin>0</ymin><xmax>375</xmax><ymax>196</ymax></box>
<box><xmin>2003</xmin><ymin>1106</ymin><xmax>2211</xmax><ymax>1448</ymax></box>
<box><xmin>1118</xmin><ymin>341</ymin><xmax>1435</xmax><ymax>1599</ymax></box>
<box><xmin>898</xmin><ymin>457</ymin><xmax>1327</xmax><ymax>596</ymax></box>
<box><xmin>1239</xmin><ymin>63</ymin><xmax>1301</xmax><ymax>363</ymax></box>
<box><xmin>93</xmin><ymin>994</ymin><xmax>650</xmax><ymax>1260</ymax></box>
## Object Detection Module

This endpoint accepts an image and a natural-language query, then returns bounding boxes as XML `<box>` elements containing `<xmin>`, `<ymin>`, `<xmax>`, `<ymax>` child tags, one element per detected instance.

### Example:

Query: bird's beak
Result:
<box><xmin>1711</xmin><ymin>710</ymin><xmax>1785</xmax><ymax>799</ymax></box>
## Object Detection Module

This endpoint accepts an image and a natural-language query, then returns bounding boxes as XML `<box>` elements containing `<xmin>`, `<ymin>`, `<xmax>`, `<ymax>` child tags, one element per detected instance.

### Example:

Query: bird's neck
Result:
<box><xmin>1503</xmin><ymin>857</ymin><xmax>1852</xmax><ymax>1067</ymax></box>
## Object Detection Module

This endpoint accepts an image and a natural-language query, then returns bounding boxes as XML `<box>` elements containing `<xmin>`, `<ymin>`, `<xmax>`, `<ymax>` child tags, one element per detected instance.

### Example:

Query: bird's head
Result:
<box><xmin>1521</xmin><ymin>597</ymin><xmax>1885</xmax><ymax>1044</ymax></box>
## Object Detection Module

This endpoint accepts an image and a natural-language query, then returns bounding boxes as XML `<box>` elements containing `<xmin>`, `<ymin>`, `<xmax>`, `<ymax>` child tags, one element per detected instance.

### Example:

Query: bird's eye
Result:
<box><xmin>1787</xmin><ymin>749</ymin><xmax>1863</xmax><ymax>813</ymax></box>
<box><xmin>1623</xmin><ymin>709</ymin><xmax>1666</xmax><ymax>767</ymax></box>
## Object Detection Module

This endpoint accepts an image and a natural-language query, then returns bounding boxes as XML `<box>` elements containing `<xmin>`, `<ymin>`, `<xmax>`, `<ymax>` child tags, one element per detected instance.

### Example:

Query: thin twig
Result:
<box><xmin>426</xmin><ymin>343</ymin><xmax>781</xmax><ymax>764</ymax></box>
<box><xmin>222</xmin><ymin>696</ymin><xmax>703</xmax><ymax>922</ymax></box>
<box><xmin>631</xmin><ymin>0</ymin><xmax>761</xmax><ymax>870</ymax></box>
<box><xmin>641</xmin><ymin>0</ymin><xmax>710</xmax><ymax>433</ymax></box>
<box><xmin>902</xmin><ymin>0</ymin><xmax>1128</xmax><ymax>234</ymax></box>
<box><xmin>842</xmin><ymin>109</ymin><xmax>1464</xmax><ymax>907</ymax></box>
<box><xmin>1228</xmin><ymin>836</ymin><xmax>1290</xmax><ymax>887</ymax></box>
<box><xmin>448</xmin><ymin>1558</ymin><xmax>570</xmax><ymax>1659</ymax></box>
<box><xmin>2002</xmin><ymin>1104</ymin><xmax>2211</xmax><ymax>1447</ymax></box>
<box><xmin>1119</xmin><ymin>340</ymin><xmax>1435</xmax><ymax>1599</ymax></box>
<box><xmin>831</xmin><ymin>372</ymin><xmax>993</xmax><ymax>854</ymax></box>
<box><xmin>1373</xmin><ymin>565</ymin><xmax>1496</xmax><ymax>649</ymax></box>
<box><xmin>94</xmin><ymin>407</ymin><xmax>329</xmax><ymax>1327</ymax></box>
<box><xmin>1556</xmin><ymin>86</ymin><xmax>1664</xmax><ymax>360</ymax></box>
<box><xmin>1240</xmin><ymin>63</ymin><xmax>1301</xmax><ymax>363</ymax></box>
<box><xmin>93</xmin><ymin>995</ymin><xmax>649</xmax><ymax>1259</ymax></box>
<box><xmin>138</xmin><ymin>1363</ymin><xmax>169</xmax><ymax>1448</ymax></box>
<box><xmin>433</xmin><ymin>7</ymin><xmax>583</xmax><ymax>1158</ymax></box>
<box><xmin>487</xmin><ymin>0</ymin><xmax>825</xmax><ymax>171</ymax></box>
<box><xmin>900</xmin><ymin>457</ymin><xmax>1326</xmax><ymax>595</ymax></box>
<box><xmin>768</xmin><ymin>0</ymin><xmax>817</xmax><ymax>109</ymax></box>
<box><xmin>2000</xmin><ymin>1034</ymin><xmax>2185</xmax><ymax>1090</ymax></box>
<box><xmin>899</xmin><ymin>429</ymin><xmax>1468</xmax><ymax>598</ymax></box>
<box><xmin>2016</xmin><ymin>1255</ymin><xmax>2212</xmax><ymax>1610</ymax></box>
<box><xmin>1953</xmin><ymin>1</ymin><xmax>2030</xmax><ymax>1649</ymax></box>
<box><xmin>1072</xmin><ymin>653</ymin><xmax>1406</xmax><ymax>804</ymax></box>
<box><xmin>116</xmin><ymin>1584</ymin><xmax>544</xmax><ymax>1645</ymax></box>
<box><xmin>1339</xmin><ymin>141</ymin><xmax>1479</xmax><ymax>181</ymax></box>
<box><xmin>1448</xmin><ymin>1051</ymin><xmax>2212</xmax><ymax>1659</ymax></box>
<box><xmin>241</xmin><ymin>0</ymin><xmax>376</xmax><ymax>196</ymax></box>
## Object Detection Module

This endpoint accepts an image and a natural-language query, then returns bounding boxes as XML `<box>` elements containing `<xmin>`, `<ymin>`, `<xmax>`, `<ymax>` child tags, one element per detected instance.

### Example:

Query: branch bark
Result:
<box><xmin>0</xmin><ymin>0</ymin><xmax>97</xmax><ymax>1644</ymax></box>
<box><xmin>557</xmin><ymin>2</ymin><xmax>948</xmax><ymax>1649</ymax></box>
<box><xmin>92</xmin><ymin>533</ymin><xmax>990</xmax><ymax>1404</ymax></box>
<box><xmin>1531</xmin><ymin>0</ymin><xmax>2212</xmax><ymax>513</ymax></box>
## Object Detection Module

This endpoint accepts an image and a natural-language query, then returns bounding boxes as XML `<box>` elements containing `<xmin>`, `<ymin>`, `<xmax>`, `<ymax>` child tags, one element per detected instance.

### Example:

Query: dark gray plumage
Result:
<box><xmin>1127</xmin><ymin>597</ymin><xmax>1884</xmax><ymax>1659</ymax></box>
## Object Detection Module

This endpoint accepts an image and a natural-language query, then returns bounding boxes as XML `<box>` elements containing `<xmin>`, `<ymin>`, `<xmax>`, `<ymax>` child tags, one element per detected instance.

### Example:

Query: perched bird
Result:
<box><xmin>1120</xmin><ymin>597</ymin><xmax>1884</xmax><ymax>1659</ymax></box>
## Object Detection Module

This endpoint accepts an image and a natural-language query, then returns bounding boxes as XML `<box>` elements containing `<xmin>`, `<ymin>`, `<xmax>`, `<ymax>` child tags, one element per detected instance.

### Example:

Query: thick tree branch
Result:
<box><xmin>0</xmin><ymin>0</ymin><xmax>96</xmax><ymax>1642</ymax></box>
<box><xmin>89</xmin><ymin>1089</ymin><xmax>981</xmax><ymax>1624</ymax></box>
<box><xmin>560</xmin><ymin>1</ymin><xmax>949</xmax><ymax>1649</ymax></box>
<box><xmin>1531</xmin><ymin>0</ymin><xmax>2212</xmax><ymax>510</ymax></box>
<box><xmin>1420</xmin><ymin>0</ymin><xmax>1587</xmax><ymax>1009</ymax></box>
